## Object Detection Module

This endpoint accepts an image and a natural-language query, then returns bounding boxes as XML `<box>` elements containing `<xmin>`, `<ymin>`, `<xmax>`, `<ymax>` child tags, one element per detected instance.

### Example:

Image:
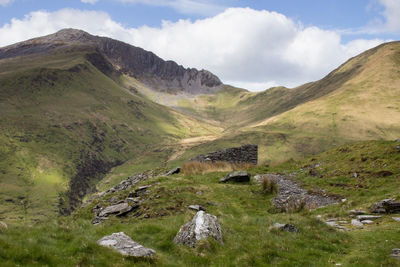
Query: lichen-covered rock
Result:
<box><xmin>97</xmin><ymin>232</ymin><xmax>156</xmax><ymax>258</ymax></box>
<box><xmin>219</xmin><ymin>171</ymin><xmax>250</xmax><ymax>183</ymax></box>
<box><xmin>174</xmin><ymin>211</ymin><xmax>223</xmax><ymax>247</ymax></box>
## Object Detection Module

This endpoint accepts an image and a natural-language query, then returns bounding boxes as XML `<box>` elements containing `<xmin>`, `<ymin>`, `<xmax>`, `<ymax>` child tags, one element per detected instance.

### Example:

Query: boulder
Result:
<box><xmin>371</xmin><ymin>199</ymin><xmax>400</xmax><ymax>214</ymax></box>
<box><xmin>97</xmin><ymin>232</ymin><xmax>156</xmax><ymax>258</ymax></box>
<box><xmin>174</xmin><ymin>211</ymin><xmax>223</xmax><ymax>247</ymax></box>
<box><xmin>219</xmin><ymin>171</ymin><xmax>250</xmax><ymax>183</ymax></box>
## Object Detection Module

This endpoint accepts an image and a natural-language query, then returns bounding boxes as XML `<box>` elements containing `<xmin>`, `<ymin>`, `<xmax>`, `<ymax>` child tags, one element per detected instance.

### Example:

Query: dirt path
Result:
<box><xmin>256</xmin><ymin>174</ymin><xmax>340</xmax><ymax>211</ymax></box>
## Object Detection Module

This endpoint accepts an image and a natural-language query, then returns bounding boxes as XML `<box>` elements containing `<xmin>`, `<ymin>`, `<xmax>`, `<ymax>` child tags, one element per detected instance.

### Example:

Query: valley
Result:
<box><xmin>0</xmin><ymin>29</ymin><xmax>400</xmax><ymax>266</ymax></box>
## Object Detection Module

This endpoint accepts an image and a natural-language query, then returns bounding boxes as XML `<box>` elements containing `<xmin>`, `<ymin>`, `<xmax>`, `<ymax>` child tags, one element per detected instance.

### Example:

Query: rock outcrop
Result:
<box><xmin>97</xmin><ymin>232</ymin><xmax>156</xmax><ymax>258</ymax></box>
<box><xmin>174</xmin><ymin>211</ymin><xmax>223</xmax><ymax>247</ymax></box>
<box><xmin>219</xmin><ymin>171</ymin><xmax>250</xmax><ymax>183</ymax></box>
<box><xmin>92</xmin><ymin>184</ymin><xmax>151</xmax><ymax>225</ymax></box>
<box><xmin>190</xmin><ymin>144</ymin><xmax>258</xmax><ymax>165</ymax></box>
<box><xmin>371</xmin><ymin>199</ymin><xmax>400</xmax><ymax>214</ymax></box>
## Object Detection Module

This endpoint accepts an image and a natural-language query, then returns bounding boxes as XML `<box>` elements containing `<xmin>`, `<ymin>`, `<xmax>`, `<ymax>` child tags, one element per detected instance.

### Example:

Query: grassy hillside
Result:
<box><xmin>1</xmin><ymin>140</ymin><xmax>400</xmax><ymax>266</ymax></box>
<box><xmin>0</xmin><ymin>47</ymin><xmax>220</xmax><ymax>224</ymax></box>
<box><xmin>158</xmin><ymin>42</ymin><xmax>400</xmax><ymax>164</ymax></box>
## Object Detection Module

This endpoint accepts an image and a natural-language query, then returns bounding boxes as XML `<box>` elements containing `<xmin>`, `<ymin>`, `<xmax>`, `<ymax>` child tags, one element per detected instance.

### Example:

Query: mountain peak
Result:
<box><xmin>41</xmin><ymin>28</ymin><xmax>95</xmax><ymax>44</ymax></box>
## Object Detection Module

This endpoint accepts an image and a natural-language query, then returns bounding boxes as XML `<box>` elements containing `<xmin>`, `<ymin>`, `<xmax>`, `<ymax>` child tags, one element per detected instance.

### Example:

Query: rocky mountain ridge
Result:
<box><xmin>0</xmin><ymin>28</ymin><xmax>222</xmax><ymax>94</ymax></box>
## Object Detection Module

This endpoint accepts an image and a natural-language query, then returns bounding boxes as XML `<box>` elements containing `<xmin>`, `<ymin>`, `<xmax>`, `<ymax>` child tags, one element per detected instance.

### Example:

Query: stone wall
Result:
<box><xmin>190</xmin><ymin>144</ymin><xmax>258</xmax><ymax>165</ymax></box>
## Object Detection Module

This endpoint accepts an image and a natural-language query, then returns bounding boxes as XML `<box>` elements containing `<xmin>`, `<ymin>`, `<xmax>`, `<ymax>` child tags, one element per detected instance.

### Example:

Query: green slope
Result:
<box><xmin>1</xmin><ymin>140</ymin><xmax>400</xmax><ymax>266</ymax></box>
<box><xmin>0</xmin><ymin>46</ymin><xmax>220</xmax><ymax>223</ymax></box>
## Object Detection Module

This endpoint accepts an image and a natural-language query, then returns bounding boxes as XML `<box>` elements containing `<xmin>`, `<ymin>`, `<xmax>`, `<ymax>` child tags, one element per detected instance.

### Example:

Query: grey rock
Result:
<box><xmin>165</xmin><ymin>167</ymin><xmax>181</xmax><ymax>176</ymax></box>
<box><xmin>189</xmin><ymin>205</ymin><xmax>206</xmax><ymax>211</ymax></box>
<box><xmin>391</xmin><ymin>248</ymin><xmax>400</xmax><ymax>258</ymax></box>
<box><xmin>351</xmin><ymin>219</ymin><xmax>363</xmax><ymax>227</ymax></box>
<box><xmin>99</xmin><ymin>202</ymin><xmax>133</xmax><ymax>217</ymax></box>
<box><xmin>174</xmin><ymin>211</ymin><xmax>223</xmax><ymax>247</ymax></box>
<box><xmin>392</xmin><ymin>217</ymin><xmax>400</xmax><ymax>222</ymax></box>
<box><xmin>270</xmin><ymin>223</ymin><xmax>299</xmax><ymax>233</ymax></box>
<box><xmin>219</xmin><ymin>171</ymin><xmax>250</xmax><ymax>183</ymax></box>
<box><xmin>356</xmin><ymin>215</ymin><xmax>381</xmax><ymax>221</ymax></box>
<box><xmin>97</xmin><ymin>232</ymin><xmax>156</xmax><ymax>258</ymax></box>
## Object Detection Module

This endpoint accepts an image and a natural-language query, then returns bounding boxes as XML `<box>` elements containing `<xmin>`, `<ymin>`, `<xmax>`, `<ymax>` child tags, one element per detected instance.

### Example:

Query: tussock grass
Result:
<box><xmin>181</xmin><ymin>161</ymin><xmax>253</xmax><ymax>175</ymax></box>
<box><xmin>261</xmin><ymin>175</ymin><xmax>278</xmax><ymax>195</ymax></box>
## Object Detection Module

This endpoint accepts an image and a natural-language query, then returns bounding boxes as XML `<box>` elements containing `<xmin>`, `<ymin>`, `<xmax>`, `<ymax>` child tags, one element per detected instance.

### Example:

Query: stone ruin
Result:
<box><xmin>189</xmin><ymin>144</ymin><xmax>258</xmax><ymax>165</ymax></box>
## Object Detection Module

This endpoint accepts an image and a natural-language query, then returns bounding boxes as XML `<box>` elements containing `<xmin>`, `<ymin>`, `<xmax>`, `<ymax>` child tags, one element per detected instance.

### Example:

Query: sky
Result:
<box><xmin>0</xmin><ymin>0</ymin><xmax>399</xmax><ymax>91</ymax></box>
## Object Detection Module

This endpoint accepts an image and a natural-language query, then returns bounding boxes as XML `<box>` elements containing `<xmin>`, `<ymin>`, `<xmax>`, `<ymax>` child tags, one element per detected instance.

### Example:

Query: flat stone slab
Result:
<box><xmin>351</xmin><ymin>219</ymin><xmax>363</xmax><ymax>227</ymax></box>
<box><xmin>97</xmin><ymin>232</ymin><xmax>156</xmax><ymax>258</ymax></box>
<box><xmin>174</xmin><ymin>211</ymin><xmax>223</xmax><ymax>247</ymax></box>
<box><xmin>356</xmin><ymin>215</ymin><xmax>381</xmax><ymax>221</ymax></box>
<box><xmin>220</xmin><ymin>171</ymin><xmax>250</xmax><ymax>183</ymax></box>
<box><xmin>99</xmin><ymin>202</ymin><xmax>132</xmax><ymax>217</ymax></box>
<box><xmin>392</xmin><ymin>217</ymin><xmax>400</xmax><ymax>222</ymax></box>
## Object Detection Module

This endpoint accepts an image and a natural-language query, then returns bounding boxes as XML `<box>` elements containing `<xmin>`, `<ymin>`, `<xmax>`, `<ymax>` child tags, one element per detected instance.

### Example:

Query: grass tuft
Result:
<box><xmin>261</xmin><ymin>175</ymin><xmax>278</xmax><ymax>195</ymax></box>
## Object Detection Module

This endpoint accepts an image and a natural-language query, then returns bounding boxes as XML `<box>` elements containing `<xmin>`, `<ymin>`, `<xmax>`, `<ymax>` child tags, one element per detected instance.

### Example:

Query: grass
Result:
<box><xmin>181</xmin><ymin>161</ymin><xmax>254</xmax><ymax>175</ymax></box>
<box><xmin>1</xmin><ymin>140</ymin><xmax>400</xmax><ymax>266</ymax></box>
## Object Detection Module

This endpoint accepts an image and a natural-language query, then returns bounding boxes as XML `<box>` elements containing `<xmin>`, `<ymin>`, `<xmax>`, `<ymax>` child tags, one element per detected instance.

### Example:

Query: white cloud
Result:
<box><xmin>0</xmin><ymin>0</ymin><xmax>13</xmax><ymax>6</ymax></box>
<box><xmin>0</xmin><ymin>8</ymin><xmax>385</xmax><ymax>91</ymax></box>
<box><xmin>81</xmin><ymin>0</ymin><xmax>99</xmax><ymax>4</ymax></box>
<box><xmin>118</xmin><ymin>0</ymin><xmax>225</xmax><ymax>16</ymax></box>
<box><xmin>378</xmin><ymin>0</ymin><xmax>400</xmax><ymax>33</ymax></box>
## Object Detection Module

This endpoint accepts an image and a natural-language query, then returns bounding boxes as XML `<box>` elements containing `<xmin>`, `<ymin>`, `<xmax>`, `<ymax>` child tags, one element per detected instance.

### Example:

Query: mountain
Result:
<box><xmin>0</xmin><ymin>29</ymin><xmax>222</xmax><ymax>223</ymax></box>
<box><xmin>0</xmin><ymin>29</ymin><xmax>222</xmax><ymax>94</ymax></box>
